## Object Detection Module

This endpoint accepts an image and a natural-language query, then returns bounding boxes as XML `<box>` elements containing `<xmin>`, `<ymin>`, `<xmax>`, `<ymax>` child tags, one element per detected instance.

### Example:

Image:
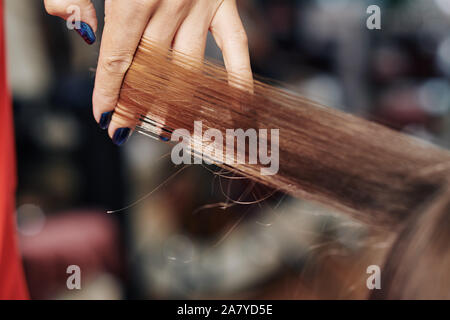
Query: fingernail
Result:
<box><xmin>75</xmin><ymin>22</ymin><xmax>96</xmax><ymax>45</ymax></box>
<box><xmin>99</xmin><ymin>112</ymin><xmax>113</xmax><ymax>130</ymax></box>
<box><xmin>159</xmin><ymin>133</ymin><xmax>171</xmax><ymax>142</ymax></box>
<box><xmin>113</xmin><ymin>128</ymin><xmax>132</xmax><ymax>146</ymax></box>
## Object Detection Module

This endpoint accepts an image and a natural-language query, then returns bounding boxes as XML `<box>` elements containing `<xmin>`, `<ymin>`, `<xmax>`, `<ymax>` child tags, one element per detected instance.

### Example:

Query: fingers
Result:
<box><xmin>171</xmin><ymin>0</ymin><xmax>220</xmax><ymax>64</ymax></box>
<box><xmin>85</xmin><ymin>0</ymin><xmax>251</xmax><ymax>147</ymax></box>
<box><xmin>93</xmin><ymin>0</ymin><xmax>158</xmax><ymax>144</ymax></box>
<box><xmin>142</xmin><ymin>0</ymin><xmax>193</xmax><ymax>49</ymax></box>
<box><xmin>210</xmin><ymin>0</ymin><xmax>253</xmax><ymax>92</ymax></box>
<box><xmin>108</xmin><ymin>0</ymin><xmax>194</xmax><ymax>142</ymax></box>
<box><xmin>44</xmin><ymin>0</ymin><xmax>98</xmax><ymax>43</ymax></box>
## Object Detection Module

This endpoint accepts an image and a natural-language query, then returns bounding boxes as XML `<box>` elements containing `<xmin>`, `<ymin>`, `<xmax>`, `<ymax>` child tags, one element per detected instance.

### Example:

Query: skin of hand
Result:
<box><xmin>44</xmin><ymin>0</ymin><xmax>253</xmax><ymax>145</ymax></box>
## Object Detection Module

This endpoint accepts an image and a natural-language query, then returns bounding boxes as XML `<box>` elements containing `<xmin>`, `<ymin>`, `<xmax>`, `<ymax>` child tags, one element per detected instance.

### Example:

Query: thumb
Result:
<box><xmin>44</xmin><ymin>0</ymin><xmax>98</xmax><ymax>43</ymax></box>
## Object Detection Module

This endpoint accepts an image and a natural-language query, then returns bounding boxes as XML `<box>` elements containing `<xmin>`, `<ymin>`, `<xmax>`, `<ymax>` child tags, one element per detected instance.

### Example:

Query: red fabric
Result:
<box><xmin>0</xmin><ymin>0</ymin><xmax>29</xmax><ymax>299</ymax></box>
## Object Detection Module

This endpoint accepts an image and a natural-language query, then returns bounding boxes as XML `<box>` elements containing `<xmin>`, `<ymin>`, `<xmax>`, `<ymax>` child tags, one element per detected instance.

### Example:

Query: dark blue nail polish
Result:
<box><xmin>75</xmin><ymin>22</ymin><xmax>96</xmax><ymax>45</ymax></box>
<box><xmin>113</xmin><ymin>128</ymin><xmax>132</xmax><ymax>146</ymax></box>
<box><xmin>99</xmin><ymin>112</ymin><xmax>113</xmax><ymax>130</ymax></box>
<box><xmin>159</xmin><ymin>134</ymin><xmax>170</xmax><ymax>142</ymax></box>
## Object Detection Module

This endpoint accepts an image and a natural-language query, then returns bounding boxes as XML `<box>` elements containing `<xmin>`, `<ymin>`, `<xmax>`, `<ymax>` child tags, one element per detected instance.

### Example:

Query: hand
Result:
<box><xmin>44</xmin><ymin>0</ymin><xmax>253</xmax><ymax>145</ymax></box>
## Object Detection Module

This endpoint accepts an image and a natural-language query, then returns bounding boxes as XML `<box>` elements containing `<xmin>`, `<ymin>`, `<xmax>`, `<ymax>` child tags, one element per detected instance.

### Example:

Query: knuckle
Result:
<box><xmin>168</xmin><ymin>0</ymin><xmax>193</xmax><ymax>14</ymax></box>
<box><xmin>233</xmin><ymin>29</ymin><xmax>248</xmax><ymax>46</ymax></box>
<box><xmin>101</xmin><ymin>53</ymin><xmax>134</xmax><ymax>75</ymax></box>
<box><xmin>131</xmin><ymin>0</ymin><xmax>151</xmax><ymax>11</ymax></box>
<box><xmin>126</xmin><ymin>0</ymin><xmax>157</xmax><ymax>14</ymax></box>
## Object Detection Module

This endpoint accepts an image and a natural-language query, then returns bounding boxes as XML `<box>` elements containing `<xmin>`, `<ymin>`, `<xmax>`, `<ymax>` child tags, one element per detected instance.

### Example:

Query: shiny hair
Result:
<box><xmin>117</xmin><ymin>38</ymin><xmax>450</xmax><ymax>230</ymax></box>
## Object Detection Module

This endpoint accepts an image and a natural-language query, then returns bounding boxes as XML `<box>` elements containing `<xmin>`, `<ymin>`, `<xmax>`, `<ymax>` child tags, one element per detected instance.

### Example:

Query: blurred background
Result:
<box><xmin>5</xmin><ymin>0</ymin><xmax>450</xmax><ymax>299</ymax></box>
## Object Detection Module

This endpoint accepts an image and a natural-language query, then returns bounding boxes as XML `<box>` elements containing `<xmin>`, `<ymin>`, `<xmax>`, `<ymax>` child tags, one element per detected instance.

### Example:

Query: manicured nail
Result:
<box><xmin>113</xmin><ymin>128</ymin><xmax>131</xmax><ymax>146</ymax></box>
<box><xmin>159</xmin><ymin>133</ymin><xmax>170</xmax><ymax>142</ymax></box>
<box><xmin>75</xmin><ymin>22</ymin><xmax>96</xmax><ymax>45</ymax></box>
<box><xmin>99</xmin><ymin>112</ymin><xmax>113</xmax><ymax>130</ymax></box>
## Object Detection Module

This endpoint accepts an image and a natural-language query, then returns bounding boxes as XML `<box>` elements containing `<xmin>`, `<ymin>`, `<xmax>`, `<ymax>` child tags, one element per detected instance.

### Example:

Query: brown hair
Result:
<box><xmin>116</xmin><ymin>38</ymin><xmax>450</xmax><ymax>230</ymax></box>
<box><xmin>372</xmin><ymin>182</ymin><xmax>450</xmax><ymax>299</ymax></box>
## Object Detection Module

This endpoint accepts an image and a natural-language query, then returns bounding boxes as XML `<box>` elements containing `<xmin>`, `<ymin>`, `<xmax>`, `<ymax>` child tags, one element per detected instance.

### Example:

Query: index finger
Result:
<box><xmin>93</xmin><ymin>0</ymin><xmax>157</xmax><ymax>134</ymax></box>
<box><xmin>210</xmin><ymin>0</ymin><xmax>253</xmax><ymax>92</ymax></box>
